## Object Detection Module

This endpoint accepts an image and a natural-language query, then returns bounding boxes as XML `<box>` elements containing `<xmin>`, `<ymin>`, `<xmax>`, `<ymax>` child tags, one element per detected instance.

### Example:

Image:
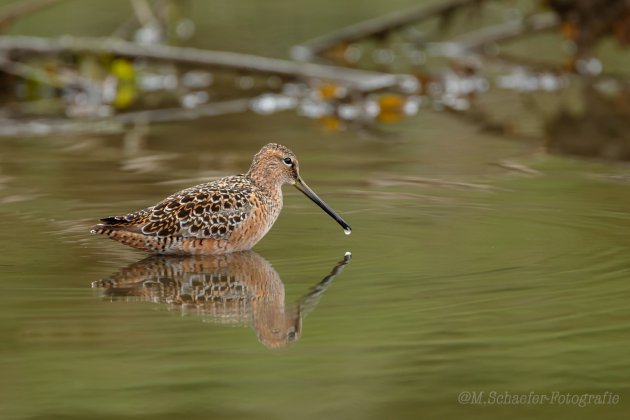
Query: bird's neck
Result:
<box><xmin>246</xmin><ymin>164</ymin><xmax>283</xmax><ymax>194</ymax></box>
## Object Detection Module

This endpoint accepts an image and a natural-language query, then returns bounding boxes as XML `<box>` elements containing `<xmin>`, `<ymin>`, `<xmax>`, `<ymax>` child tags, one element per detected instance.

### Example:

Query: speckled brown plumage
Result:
<box><xmin>91</xmin><ymin>143</ymin><xmax>351</xmax><ymax>255</ymax></box>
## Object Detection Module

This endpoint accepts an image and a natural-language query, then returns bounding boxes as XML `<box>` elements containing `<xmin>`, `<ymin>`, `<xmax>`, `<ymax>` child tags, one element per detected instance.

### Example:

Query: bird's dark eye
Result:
<box><xmin>283</xmin><ymin>157</ymin><xmax>293</xmax><ymax>166</ymax></box>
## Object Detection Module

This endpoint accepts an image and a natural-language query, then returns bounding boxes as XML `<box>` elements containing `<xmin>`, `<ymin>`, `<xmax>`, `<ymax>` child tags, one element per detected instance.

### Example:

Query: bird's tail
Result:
<box><xmin>91</xmin><ymin>217</ymin><xmax>153</xmax><ymax>252</ymax></box>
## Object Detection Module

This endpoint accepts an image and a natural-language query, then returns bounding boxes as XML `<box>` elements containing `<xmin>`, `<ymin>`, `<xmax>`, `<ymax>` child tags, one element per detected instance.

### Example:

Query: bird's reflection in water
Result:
<box><xmin>92</xmin><ymin>251</ymin><xmax>351</xmax><ymax>349</ymax></box>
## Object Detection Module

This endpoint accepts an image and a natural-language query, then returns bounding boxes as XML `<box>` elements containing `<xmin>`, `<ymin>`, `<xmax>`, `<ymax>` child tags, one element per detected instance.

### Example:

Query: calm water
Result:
<box><xmin>2</xmin><ymin>1</ymin><xmax>630</xmax><ymax>419</ymax></box>
<box><xmin>2</xmin><ymin>111</ymin><xmax>630</xmax><ymax>419</ymax></box>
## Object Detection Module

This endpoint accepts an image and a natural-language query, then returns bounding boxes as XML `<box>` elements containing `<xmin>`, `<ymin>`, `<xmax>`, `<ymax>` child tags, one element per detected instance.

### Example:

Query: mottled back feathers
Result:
<box><xmin>102</xmin><ymin>175</ymin><xmax>255</xmax><ymax>241</ymax></box>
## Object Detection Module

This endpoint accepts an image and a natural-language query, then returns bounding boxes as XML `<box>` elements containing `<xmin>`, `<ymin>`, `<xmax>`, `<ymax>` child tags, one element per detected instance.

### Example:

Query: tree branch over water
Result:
<box><xmin>0</xmin><ymin>35</ymin><xmax>412</xmax><ymax>93</ymax></box>
<box><xmin>292</xmin><ymin>0</ymin><xmax>485</xmax><ymax>60</ymax></box>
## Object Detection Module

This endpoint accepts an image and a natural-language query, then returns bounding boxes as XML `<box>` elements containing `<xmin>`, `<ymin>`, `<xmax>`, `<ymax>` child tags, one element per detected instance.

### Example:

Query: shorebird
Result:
<box><xmin>91</xmin><ymin>143</ymin><xmax>351</xmax><ymax>254</ymax></box>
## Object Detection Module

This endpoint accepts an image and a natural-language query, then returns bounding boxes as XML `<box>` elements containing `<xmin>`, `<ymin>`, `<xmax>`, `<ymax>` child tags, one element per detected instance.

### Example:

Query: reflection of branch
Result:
<box><xmin>113</xmin><ymin>97</ymin><xmax>251</xmax><ymax>124</ymax></box>
<box><xmin>292</xmin><ymin>0</ymin><xmax>484</xmax><ymax>59</ymax></box>
<box><xmin>0</xmin><ymin>117</ymin><xmax>121</xmax><ymax>137</ymax></box>
<box><xmin>0</xmin><ymin>35</ymin><xmax>413</xmax><ymax>93</ymax></box>
<box><xmin>0</xmin><ymin>98</ymin><xmax>252</xmax><ymax>137</ymax></box>
<box><xmin>0</xmin><ymin>0</ymin><xmax>64</xmax><ymax>32</ymax></box>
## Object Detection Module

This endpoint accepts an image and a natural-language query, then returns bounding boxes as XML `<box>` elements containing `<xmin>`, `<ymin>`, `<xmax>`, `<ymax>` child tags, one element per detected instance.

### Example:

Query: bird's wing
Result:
<box><xmin>101</xmin><ymin>177</ymin><xmax>255</xmax><ymax>240</ymax></box>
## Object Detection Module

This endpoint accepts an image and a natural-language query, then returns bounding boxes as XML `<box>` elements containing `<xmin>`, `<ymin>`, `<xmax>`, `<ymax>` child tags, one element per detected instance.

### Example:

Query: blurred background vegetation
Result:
<box><xmin>2</xmin><ymin>0</ymin><xmax>630</xmax><ymax>159</ymax></box>
<box><xmin>2</xmin><ymin>2</ymin><xmax>630</xmax><ymax>419</ymax></box>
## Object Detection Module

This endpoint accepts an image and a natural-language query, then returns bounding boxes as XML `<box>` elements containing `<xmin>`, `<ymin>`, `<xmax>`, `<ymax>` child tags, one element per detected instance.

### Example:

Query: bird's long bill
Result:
<box><xmin>294</xmin><ymin>178</ymin><xmax>352</xmax><ymax>234</ymax></box>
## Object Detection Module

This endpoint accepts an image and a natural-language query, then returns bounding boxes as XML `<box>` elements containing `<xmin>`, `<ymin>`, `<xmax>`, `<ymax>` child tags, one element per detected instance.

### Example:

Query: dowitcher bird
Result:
<box><xmin>92</xmin><ymin>251</ymin><xmax>352</xmax><ymax>348</ymax></box>
<box><xmin>92</xmin><ymin>143</ymin><xmax>351</xmax><ymax>254</ymax></box>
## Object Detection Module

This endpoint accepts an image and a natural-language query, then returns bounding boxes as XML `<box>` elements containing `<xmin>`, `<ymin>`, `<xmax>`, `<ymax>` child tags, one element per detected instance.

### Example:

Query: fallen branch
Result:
<box><xmin>291</xmin><ymin>0</ymin><xmax>484</xmax><ymax>60</ymax></box>
<box><xmin>0</xmin><ymin>35</ymin><xmax>415</xmax><ymax>93</ymax></box>
<box><xmin>446</xmin><ymin>12</ymin><xmax>559</xmax><ymax>54</ymax></box>
<box><xmin>130</xmin><ymin>0</ymin><xmax>158</xmax><ymax>27</ymax></box>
